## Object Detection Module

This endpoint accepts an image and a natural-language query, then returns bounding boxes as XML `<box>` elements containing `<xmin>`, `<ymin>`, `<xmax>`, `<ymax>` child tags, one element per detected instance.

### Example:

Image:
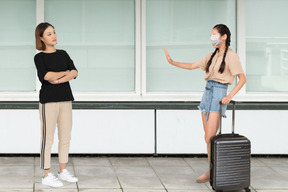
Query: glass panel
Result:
<box><xmin>146</xmin><ymin>0</ymin><xmax>237</xmax><ymax>92</ymax></box>
<box><xmin>0</xmin><ymin>0</ymin><xmax>36</xmax><ymax>91</ymax></box>
<box><xmin>45</xmin><ymin>0</ymin><xmax>135</xmax><ymax>92</ymax></box>
<box><xmin>246</xmin><ymin>0</ymin><xmax>288</xmax><ymax>92</ymax></box>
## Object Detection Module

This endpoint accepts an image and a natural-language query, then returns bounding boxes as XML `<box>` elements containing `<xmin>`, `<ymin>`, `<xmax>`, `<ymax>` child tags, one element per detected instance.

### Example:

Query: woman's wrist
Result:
<box><xmin>227</xmin><ymin>94</ymin><xmax>233</xmax><ymax>100</ymax></box>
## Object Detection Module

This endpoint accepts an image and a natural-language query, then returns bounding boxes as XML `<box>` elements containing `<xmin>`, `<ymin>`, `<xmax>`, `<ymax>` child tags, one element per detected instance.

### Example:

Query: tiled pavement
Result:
<box><xmin>0</xmin><ymin>156</ymin><xmax>287</xmax><ymax>192</ymax></box>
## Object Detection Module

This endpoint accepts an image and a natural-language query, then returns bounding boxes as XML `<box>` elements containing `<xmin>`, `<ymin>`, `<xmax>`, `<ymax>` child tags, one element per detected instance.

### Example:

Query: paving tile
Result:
<box><xmin>74</xmin><ymin>166</ymin><xmax>116</xmax><ymax>177</ymax></box>
<box><xmin>158</xmin><ymin>175</ymin><xmax>209</xmax><ymax>190</ymax></box>
<box><xmin>34</xmin><ymin>174</ymin><xmax>76</xmax><ymax>185</ymax></box>
<box><xmin>35</xmin><ymin>189</ymin><xmax>78</xmax><ymax>192</ymax></box>
<box><xmin>0</xmin><ymin>166</ymin><xmax>34</xmax><ymax>189</ymax></box>
<box><xmin>119</xmin><ymin>175</ymin><xmax>164</xmax><ymax>189</ymax></box>
<box><xmin>73</xmin><ymin>157</ymin><xmax>111</xmax><ymax>167</ymax></box>
<box><xmin>251</xmin><ymin>158</ymin><xmax>266</xmax><ymax>167</ymax></box>
<box><xmin>0</xmin><ymin>156</ymin><xmax>287</xmax><ymax>191</ymax></box>
<box><xmin>34</xmin><ymin>181</ymin><xmax>77</xmax><ymax>189</ymax></box>
<box><xmin>123</xmin><ymin>189</ymin><xmax>166</xmax><ymax>192</ymax></box>
<box><xmin>147</xmin><ymin>158</ymin><xmax>189</xmax><ymax>167</ymax></box>
<box><xmin>204</xmin><ymin>182</ymin><xmax>256</xmax><ymax>192</ymax></box>
<box><xmin>152</xmin><ymin>166</ymin><xmax>207</xmax><ymax>190</ymax></box>
<box><xmin>210</xmin><ymin>190</ymin><xmax>255</xmax><ymax>192</ymax></box>
<box><xmin>0</xmin><ymin>157</ymin><xmax>34</xmax><ymax>166</ymax></box>
<box><xmin>190</xmin><ymin>166</ymin><xmax>208</xmax><ymax>178</ymax></box>
<box><xmin>259</xmin><ymin>158</ymin><xmax>288</xmax><ymax>167</ymax></box>
<box><xmin>0</xmin><ymin>165</ymin><xmax>34</xmax><ymax>176</ymax></box>
<box><xmin>166</xmin><ymin>190</ymin><xmax>211</xmax><ymax>192</ymax></box>
<box><xmin>184</xmin><ymin>158</ymin><xmax>209</xmax><ymax>168</ymax></box>
<box><xmin>251</xmin><ymin>166</ymin><xmax>288</xmax><ymax>189</ymax></box>
<box><xmin>74</xmin><ymin>163</ymin><xmax>119</xmax><ymax>189</ymax></box>
<box><xmin>256</xmin><ymin>190</ymin><xmax>288</xmax><ymax>192</ymax></box>
<box><xmin>203</xmin><ymin>182</ymin><xmax>213</xmax><ymax>191</ymax></box>
<box><xmin>77</xmin><ymin>175</ymin><xmax>120</xmax><ymax>188</ymax></box>
<box><xmin>0</xmin><ymin>175</ymin><xmax>33</xmax><ymax>189</ymax></box>
<box><xmin>79</xmin><ymin>190</ymin><xmax>122</xmax><ymax>192</ymax></box>
<box><xmin>110</xmin><ymin>157</ymin><xmax>150</xmax><ymax>167</ymax></box>
<box><xmin>153</xmin><ymin>166</ymin><xmax>196</xmax><ymax>177</ymax></box>
<box><xmin>270</xmin><ymin>166</ymin><xmax>288</xmax><ymax>179</ymax></box>
<box><xmin>115</xmin><ymin>167</ymin><xmax>157</xmax><ymax>177</ymax></box>
<box><xmin>0</xmin><ymin>190</ymin><xmax>33</xmax><ymax>192</ymax></box>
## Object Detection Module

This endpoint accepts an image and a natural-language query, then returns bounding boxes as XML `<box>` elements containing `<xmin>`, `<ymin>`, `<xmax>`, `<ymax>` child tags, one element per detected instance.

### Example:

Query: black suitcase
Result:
<box><xmin>209</xmin><ymin>101</ymin><xmax>251</xmax><ymax>192</ymax></box>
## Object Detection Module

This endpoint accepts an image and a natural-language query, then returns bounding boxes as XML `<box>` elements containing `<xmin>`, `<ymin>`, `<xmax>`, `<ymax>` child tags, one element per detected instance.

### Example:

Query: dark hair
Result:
<box><xmin>205</xmin><ymin>24</ymin><xmax>231</xmax><ymax>74</ymax></box>
<box><xmin>35</xmin><ymin>22</ymin><xmax>54</xmax><ymax>51</ymax></box>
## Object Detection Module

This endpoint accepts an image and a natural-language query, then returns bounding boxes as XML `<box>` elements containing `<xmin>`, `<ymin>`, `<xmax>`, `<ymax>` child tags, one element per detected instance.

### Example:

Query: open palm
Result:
<box><xmin>164</xmin><ymin>46</ymin><xmax>173</xmax><ymax>64</ymax></box>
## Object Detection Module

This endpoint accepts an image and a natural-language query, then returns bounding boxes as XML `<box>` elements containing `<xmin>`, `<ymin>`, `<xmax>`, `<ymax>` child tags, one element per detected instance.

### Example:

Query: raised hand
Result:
<box><xmin>164</xmin><ymin>47</ymin><xmax>198</xmax><ymax>70</ymax></box>
<box><xmin>164</xmin><ymin>46</ymin><xmax>174</xmax><ymax>64</ymax></box>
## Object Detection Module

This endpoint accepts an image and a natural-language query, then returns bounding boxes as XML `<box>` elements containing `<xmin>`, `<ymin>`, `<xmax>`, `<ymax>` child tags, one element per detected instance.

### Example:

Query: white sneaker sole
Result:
<box><xmin>58</xmin><ymin>177</ymin><xmax>78</xmax><ymax>182</ymax></box>
<box><xmin>42</xmin><ymin>181</ymin><xmax>63</xmax><ymax>188</ymax></box>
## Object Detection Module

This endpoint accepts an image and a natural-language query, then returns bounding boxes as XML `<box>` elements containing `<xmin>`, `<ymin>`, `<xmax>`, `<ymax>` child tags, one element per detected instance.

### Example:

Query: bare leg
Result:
<box><xmin>60</xmin><ymin>163</ymin><xmax>67</xmax><ymax>173</ymax></box>
<box><xmin>44</xmin><ymin>169</ymin><xmax>51</xmax><ymax>177</ymax></box>
<box><xmin>44</xmin><ymin>163</ymin><xmax>66</xmax><ymax>176</ymax></box>
<box><xmin>204</xmin><ymin>112</ymin><xmax>220</xmax><ymax>155</ymax></box>
<box><xmin>197</xmin><ymin>112</ymin><xmax>220</xmax><ymax>183</ymax></box>
<box><xmin>201</xmin><ymin>113</ymin><xmax>209</xmax><ymax>157</ymax></box>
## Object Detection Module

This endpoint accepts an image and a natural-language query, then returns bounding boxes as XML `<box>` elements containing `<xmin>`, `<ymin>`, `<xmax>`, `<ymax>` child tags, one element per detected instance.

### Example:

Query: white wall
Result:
<box><xmin>0</xmin><ymin>109</ymin><xmax>287</xmax><ymax>154</ymax></box>
<box><xmin>157</xmin><ymin>110</ymin><xmax>288</xmax><ymax>154</ymax></box>
<box><xmin>71</xmin><ymin>110</ymin><xmax>154</xmax><ymax>153</ymax></box>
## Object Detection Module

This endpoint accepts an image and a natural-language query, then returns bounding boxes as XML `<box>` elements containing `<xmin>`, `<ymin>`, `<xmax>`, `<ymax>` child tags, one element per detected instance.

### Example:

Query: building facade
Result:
<box><xmin>0</xmin><ymin>0</ymin><xmax>287</xmax><ymax>154</ymax></box>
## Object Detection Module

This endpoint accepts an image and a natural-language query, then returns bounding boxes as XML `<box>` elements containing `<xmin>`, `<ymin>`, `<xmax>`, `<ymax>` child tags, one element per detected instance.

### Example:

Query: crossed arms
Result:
<box><xmin>44</xmin><ymin>70</ymin><xmax>78</xmax><ymax>84</ymax></box>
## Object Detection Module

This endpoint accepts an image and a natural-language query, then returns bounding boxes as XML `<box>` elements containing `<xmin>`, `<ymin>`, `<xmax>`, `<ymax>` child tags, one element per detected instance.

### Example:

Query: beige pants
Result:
<box><xmin>39</xmin><ymin>101</ymin><xmax>72</xmax><ymax>169</ymax></box>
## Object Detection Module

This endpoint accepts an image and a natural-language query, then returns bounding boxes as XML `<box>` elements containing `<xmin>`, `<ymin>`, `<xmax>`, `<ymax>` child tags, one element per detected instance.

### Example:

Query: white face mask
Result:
<box><xmin>210</xmin><ymin>34</ymin><xmax>222</xmax><ymax>46</ymax></box>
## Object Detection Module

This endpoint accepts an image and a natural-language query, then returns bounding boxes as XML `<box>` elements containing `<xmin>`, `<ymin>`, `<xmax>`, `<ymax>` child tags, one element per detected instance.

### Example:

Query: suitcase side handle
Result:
<box><xmin>219</xmin><ymin>100</ymin><xmax>236</xmax><ymax>134</ymax></box>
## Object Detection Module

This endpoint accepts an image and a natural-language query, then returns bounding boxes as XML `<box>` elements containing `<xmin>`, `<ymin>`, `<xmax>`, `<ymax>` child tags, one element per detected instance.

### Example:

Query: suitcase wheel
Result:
<box><xmin>215</xmin><ymin>189</ymin><xmax>249</xmax><ymax>192</ymax></box>
<box><xmin>245</xmin><ymin>188</ymin><xmax>251</xmax><ymax>192</ymax></box>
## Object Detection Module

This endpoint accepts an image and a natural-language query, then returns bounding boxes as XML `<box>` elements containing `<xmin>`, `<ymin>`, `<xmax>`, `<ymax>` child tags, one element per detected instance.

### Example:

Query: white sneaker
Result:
<box><xmin>58</xmin><ymin>169</ymin><xmax>78</xmax><ymax>182</ymax></box>
<box><xmin>42</xmin><ymin>172</ymin><xmax>64</xmax><ymax>187</ymax></box>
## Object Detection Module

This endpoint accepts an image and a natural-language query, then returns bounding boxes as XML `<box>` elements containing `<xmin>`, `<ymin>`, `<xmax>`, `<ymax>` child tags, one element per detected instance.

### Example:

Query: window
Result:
<box><xmin>0</xmin><ymin>0</ymin><xmax>36</xmax><ymax>91</ymax></box>
<box><xmin>0</xmin><ymin>0</ymin><xmax>287</xmax><ymax>101</ymax></box>
<box><xmin>146</xmin><ymin>0</ymin><xmax>237</xmax><ymax>92</ymax></box>
<box><xmin>246</xmin><ymin>0</ymin><xmax>288</xmax><ymax>92</ymax></box>
<box><xmin>45</xmin><ymin>0</ymin><xmax>135</xmax><ymax>92</ymax></box>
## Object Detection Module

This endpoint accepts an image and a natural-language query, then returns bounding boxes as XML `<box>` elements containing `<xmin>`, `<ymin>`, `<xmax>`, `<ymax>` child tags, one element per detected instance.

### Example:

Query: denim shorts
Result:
<box><xmin>198</xmin><ymin>79</ymin><xmax>228</xmax><ymax>121</ymax></box>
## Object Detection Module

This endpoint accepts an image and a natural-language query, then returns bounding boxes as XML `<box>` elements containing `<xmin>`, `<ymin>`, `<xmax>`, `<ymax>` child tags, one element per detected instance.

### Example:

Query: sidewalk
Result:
<box><xmin>0</xmin><ymin>156</ymin><xmax>287</xmax><ymax>192</ymax></box>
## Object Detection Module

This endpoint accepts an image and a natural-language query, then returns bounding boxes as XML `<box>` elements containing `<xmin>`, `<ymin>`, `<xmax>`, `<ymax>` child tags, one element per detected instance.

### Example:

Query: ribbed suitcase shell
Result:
<box><xmin>209</xmin><ymin>101</ymin><xmax>251</xmax><ymax>192</ymax></box>
<box><xmin>210</xmin><ymin>134</ymin><xmax>251</xmax><ymax>191</ymax></box>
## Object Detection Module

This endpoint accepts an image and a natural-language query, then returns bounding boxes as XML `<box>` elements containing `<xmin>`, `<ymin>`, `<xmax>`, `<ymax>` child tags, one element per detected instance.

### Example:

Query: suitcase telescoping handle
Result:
<box><xmin>219</xmin><ymin>100</ymin><xmax>236</xmax><ymax>135</ymax></box>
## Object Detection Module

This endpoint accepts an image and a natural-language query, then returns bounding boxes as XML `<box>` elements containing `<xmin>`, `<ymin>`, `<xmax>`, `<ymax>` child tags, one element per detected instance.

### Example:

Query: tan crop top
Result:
<box><xmin>195</xmin><ymin>48</ymin><xmax>244</xmax><ymax>85</ymax></box>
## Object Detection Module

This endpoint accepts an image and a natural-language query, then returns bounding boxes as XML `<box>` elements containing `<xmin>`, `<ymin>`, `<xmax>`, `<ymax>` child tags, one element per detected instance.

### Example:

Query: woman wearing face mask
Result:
<box><xmin>164</xmin><ymin>24</ymin><xmax>246</xmax><ymax>183</ymax></box>
<box><xmin>34</xmin><ymin>22</ymin><xmax>78</xmax><ymax>187</ymax></box>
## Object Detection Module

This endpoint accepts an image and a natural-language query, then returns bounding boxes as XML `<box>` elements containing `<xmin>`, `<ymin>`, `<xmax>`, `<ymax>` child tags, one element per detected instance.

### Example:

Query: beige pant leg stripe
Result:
<box><xmin>40</xmin><ymin>104</ymin><xmax>46</xmax><ymax>169</ymax></box>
